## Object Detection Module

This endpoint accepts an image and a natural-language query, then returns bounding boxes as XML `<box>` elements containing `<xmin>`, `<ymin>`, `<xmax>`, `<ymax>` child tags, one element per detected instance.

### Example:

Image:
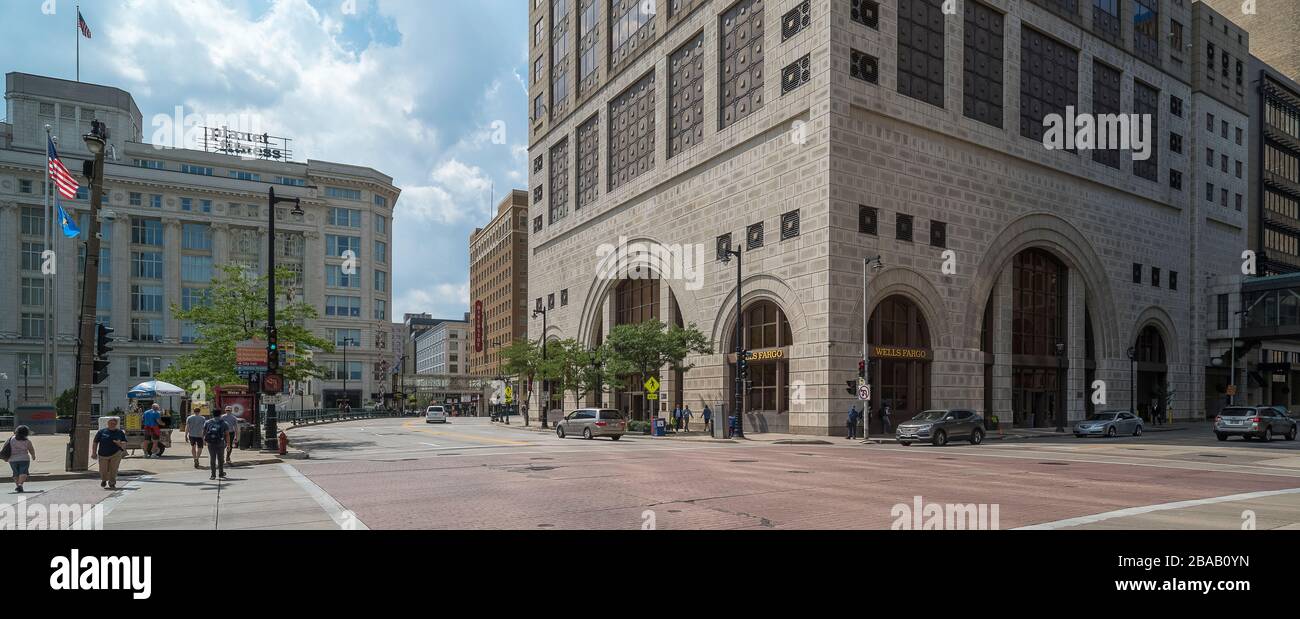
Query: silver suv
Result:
<box><xmin>556</xmin><ymin>409</ymin><xmax>626</xmax><ymax>441</ymax></box>
<box><xmin>896</xmin><ymin>409</ymin><xmax>985</xmax><ymax>447</ymax></box>
<box><xmin>1215</xmin><ymin>406</ymin><xmax>1298</xmax><ymax>442</ymax></box>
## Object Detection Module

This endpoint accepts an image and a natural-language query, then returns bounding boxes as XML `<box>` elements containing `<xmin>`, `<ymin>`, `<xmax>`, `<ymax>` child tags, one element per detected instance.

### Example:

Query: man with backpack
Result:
<box><xmin>203</xmin><ymin>414</ymin><xmax>230</xmax><ymax>480</ymax></box>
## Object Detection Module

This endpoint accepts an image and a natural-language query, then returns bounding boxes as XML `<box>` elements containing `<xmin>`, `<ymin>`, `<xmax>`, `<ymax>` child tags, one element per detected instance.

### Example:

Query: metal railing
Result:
<box><xmin>277</xmin><ymin>408</ymin><xmax>401</xmax><ymax>426</ymax></box>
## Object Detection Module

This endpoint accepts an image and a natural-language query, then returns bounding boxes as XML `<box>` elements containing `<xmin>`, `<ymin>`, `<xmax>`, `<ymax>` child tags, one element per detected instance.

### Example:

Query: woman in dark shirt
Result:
<box><xmin>93</xmin><ymin>417</ymin><xmax>129</xmax><ymax>490</ymax></box>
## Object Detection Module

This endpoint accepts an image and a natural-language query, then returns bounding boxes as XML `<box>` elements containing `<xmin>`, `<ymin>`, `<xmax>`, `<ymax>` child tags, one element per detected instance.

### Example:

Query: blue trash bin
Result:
<box><xmin>653</xmin><ymin>418</ymin><xmax>667</xmax><ymax>437</ymax></box>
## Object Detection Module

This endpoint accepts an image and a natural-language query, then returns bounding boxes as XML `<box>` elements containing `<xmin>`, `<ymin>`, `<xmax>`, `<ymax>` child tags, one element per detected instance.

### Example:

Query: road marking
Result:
<box><xmin>1018</xmin><ymin>487</ymin><xmax>1300</xmax><ymax>530</ymax></box>
<box><xmin>888</xmin><ymin>444</ymin><xmax>1300</xmax><ymax>478</ymax></box>
<box><xmin>281</xmin><ymin>464</ymin><xmax>369</xmax><ymax>530</ymax></box>
<box><xmin>421</xmin><ymin>442</ymin><xmax>442</xmax><ymax>448</ymax></box>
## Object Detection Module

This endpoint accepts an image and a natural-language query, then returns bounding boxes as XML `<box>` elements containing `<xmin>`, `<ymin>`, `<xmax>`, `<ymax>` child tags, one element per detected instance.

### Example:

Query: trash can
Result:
<box><xmin>728</xmin><ymin>416</ymin><xmax>739</xmax><ymax>438</ymax></box>
<box><xmin>238</xmin><ymin>425</ymin><xmax>254</xmax><ymax>449</ymax></box>
<box><xmin>653</xmin><ymin>418</ymin><xmax>667</xmax><ymax>437</ymax></box>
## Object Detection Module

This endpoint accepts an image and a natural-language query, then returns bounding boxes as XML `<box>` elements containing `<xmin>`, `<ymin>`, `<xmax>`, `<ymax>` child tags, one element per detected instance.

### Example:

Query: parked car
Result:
<box><xmin>425</xmin><ymin>406</ymin><xmax>448</xmax><ymax>424</ymax></box>
<box><xmin>896</xmin><ymin>409</ymin><xmax>984</xmax><ymax>446</ymax></box>
<box><xmin>556</xmin><ymin>409</ymin><xmax>625</xmax><ymax>441</ymax></box>
<box><xmin>1215</xmin><ymin>406</ymin><xmax>1297</xmax><ymax>442</ymax></box>
<box><xmin>1074</xmin><ymin>410</ymin><xmax>1143</xmax><ymax>438</ymax></box>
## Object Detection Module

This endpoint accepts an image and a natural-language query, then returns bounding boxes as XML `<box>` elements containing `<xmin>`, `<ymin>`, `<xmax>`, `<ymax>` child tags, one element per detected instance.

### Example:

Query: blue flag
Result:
<box><xmin>57</xmin><ymin>200</ymin><xmax>80</xmax><ymax>238</ymax></box>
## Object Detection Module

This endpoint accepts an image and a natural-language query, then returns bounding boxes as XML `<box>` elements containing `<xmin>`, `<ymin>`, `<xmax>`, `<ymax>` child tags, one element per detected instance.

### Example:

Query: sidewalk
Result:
<box><xmin>0</xmin><ymin>432</ymin><xmax>301</xmax><ymax>484</ymax></box>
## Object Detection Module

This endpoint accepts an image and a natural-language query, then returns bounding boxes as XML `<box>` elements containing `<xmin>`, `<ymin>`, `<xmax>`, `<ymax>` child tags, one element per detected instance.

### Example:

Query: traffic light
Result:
<box><xmin>845</xmin><ymin>380</ymin><xmax>857</xmax><ymax>396</ymax></box>
<box><xmin>858</xmin><ymin>359</ymin><xmax>866</xmax><ymax>379</ymax></box>
<box><xmin>96</xmin><ymin>323</ymin><xmax>114</xmax><ymax>358</ymax></box>
<box><xmin>93</xmin><ymin>359</ymin><xmax>110</xmax><ymax>385</ymax></box>
<box><xmin>267</xmin><ymin>328</ymin><xmax>280</xmax><ymax>372</ymax></box>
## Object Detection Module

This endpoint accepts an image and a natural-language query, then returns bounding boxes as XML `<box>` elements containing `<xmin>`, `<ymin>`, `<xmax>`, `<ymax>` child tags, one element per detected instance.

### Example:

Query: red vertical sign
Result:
<box><xmin>474</xmin><ymin>300</ymin><xmax>483</xmax><ymax>353</ymax></box>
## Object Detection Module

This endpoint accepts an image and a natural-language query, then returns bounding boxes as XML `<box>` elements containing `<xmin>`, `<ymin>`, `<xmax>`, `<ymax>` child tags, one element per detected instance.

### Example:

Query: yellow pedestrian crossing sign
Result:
<box><xmin>644</xmin><ymin>376</ymin><xmax>661</xmax><ymax>394</ymax></box>
<box><xmin>504</xmin><ymin>385</ymin><xmax>513</xmax><ymax>404</ymax></box>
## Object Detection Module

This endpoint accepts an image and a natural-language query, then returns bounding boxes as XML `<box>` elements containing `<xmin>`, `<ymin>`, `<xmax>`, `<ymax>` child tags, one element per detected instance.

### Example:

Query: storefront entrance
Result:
<box><xmin>1011</xmin><ymin>249</ymin><xmax>1069</xmax><ymax>429</ymax></box>
<box><xmin>868</xmin><ymin>296</ymin><xmax>932</xmax><ymax>433</ymax></box>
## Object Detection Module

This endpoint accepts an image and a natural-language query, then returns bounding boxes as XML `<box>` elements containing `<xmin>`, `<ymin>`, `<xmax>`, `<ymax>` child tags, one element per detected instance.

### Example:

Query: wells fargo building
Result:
<box><xmin>526</xmin><ymin>0</ymin><xmax>1251</xmax><ymax>434</ymax></box>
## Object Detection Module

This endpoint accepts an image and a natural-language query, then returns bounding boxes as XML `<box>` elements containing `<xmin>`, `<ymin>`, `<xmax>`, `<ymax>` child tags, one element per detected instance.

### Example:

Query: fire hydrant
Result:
<box><xmin>277</xmin><ymin>431</ymin><xmax>288</xmax><ymax>455</ymax></box>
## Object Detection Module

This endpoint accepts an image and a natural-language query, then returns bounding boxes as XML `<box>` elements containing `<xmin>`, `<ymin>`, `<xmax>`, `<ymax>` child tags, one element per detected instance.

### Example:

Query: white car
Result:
<box><xmin>425</xmin><ymin>406</ymin><xmax>448</xmax><ymax>424</ymax></box>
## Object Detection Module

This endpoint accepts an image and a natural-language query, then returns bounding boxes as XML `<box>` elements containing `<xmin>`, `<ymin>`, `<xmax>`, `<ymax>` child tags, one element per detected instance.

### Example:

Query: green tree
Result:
<box><xmin>499</xmin><ymin>338</ymin><xmax>544</xmax><ymax>424</ymax></box>
<box><xmin>546</xmin><ymin>340</ymin><xmax>619</xmax><ymax>409</ymax></box>
<box><xmin>605</xmin><ymin>320</ymin><xmax>712</xmax><ymax>420</ymax></box>
<box><xmin>158</xmin><ymin>265</ymin><xmax>334</xmax><ymax>397</ymax></box>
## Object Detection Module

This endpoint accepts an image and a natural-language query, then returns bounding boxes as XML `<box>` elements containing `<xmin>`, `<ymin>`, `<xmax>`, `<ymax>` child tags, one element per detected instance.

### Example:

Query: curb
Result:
<box><xmin>1</xmin><ymin>454</ymin><xmax>295</xmax><ymax>483</ymax></box>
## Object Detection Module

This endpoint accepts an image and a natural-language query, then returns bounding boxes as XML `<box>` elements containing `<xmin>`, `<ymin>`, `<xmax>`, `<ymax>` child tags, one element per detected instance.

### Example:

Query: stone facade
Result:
<box><xmin>526</xmin><ymin>0</ymin><xmax>1252</xmax><ymax>434</ymax></box>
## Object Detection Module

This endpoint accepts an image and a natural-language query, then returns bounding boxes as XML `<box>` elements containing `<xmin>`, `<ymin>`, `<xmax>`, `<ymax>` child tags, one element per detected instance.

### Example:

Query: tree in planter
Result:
<box><xmin>546</xmin><ymin>340</ymin><xmax>622</xmax><ymax>412</ymax></box>
<box><xmin>158</xmin><ymin>265</ymin><xmax>334</xmax><ymax>397</ymax></box>
<box><xmin>605</xmin><ymin>320</ymin><xmax>712</xmax><ymax>421</ymax></box>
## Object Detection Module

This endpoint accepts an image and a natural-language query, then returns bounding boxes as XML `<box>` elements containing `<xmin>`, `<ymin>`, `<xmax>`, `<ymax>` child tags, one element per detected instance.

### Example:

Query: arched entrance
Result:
<box><xmin>868</xmin><ymin>295</ymin><xmax>933</xmax><ymax>431</ymax></box>
<box><xmin>1011</xmin><ymin>249</ymin><xmax>1069</xmax><ymax>429</ymax></box>
<box><xmin>726</xmin><ymin>300</ymin><xmax>794</xmax><ymax>432</ymax></box>
<box><xmin>1134</xmin><ymin>325</ymin><xmax>1168</xmax><ymax>422</ymax></box>
<box><xmin>611</xmin><ymin>277</ymin><xmax>660</xmax><ymax>420</ymax></box>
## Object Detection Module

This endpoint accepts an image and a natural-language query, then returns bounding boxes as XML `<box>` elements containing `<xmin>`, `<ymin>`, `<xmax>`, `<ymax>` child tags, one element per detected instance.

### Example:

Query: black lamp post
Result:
<box><xmin>532</xmin><ymin>307</ymin><xmax>548</xmax><ymax>429</ymax></box>
<box><xmin>70</xmin><ymin>120</ymin><xmax>108</xmax><ymax>471</ymax></box>
<box><xmin>20</xmin><ymin>361</ymin><xmax>30</xmax><ymax>404</ymax></box>
<box><xmin>721</xmin><ymin>246</ymin><xmax>744</xmax><ymax>437</ymax></box>
<box><xmin>3</xmin><ymin>388</ymin><xmax>10</xmax><ymax>411</ymax></box>
<box><xmin>1055</xmin><ymin>341</ymin><xmax>1066</xmax><ymax>433</ymax></box>
<box><xmin>341</xmin><ymin>336</ymin><xmax>357</xmax><ymax>409</ymax></box>
<box><xmin>264</xmin><ymin>187</ymin><xmax>304</xmax><ymax>449</ymax></box>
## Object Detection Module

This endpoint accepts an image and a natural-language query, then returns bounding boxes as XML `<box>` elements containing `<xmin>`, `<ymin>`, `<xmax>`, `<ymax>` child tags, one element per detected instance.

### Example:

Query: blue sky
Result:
<box><xmin>1</xmin><ymin>0</ymin><xmax>530</xmax><ymax>321</ymax></box>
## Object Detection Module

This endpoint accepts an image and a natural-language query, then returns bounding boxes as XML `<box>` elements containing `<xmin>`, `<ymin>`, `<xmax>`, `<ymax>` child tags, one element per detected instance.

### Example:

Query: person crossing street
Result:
<box><xmin>203</xmin><ymin>414</ymin><xmax>229</xmax><ymax>480</ymax></box>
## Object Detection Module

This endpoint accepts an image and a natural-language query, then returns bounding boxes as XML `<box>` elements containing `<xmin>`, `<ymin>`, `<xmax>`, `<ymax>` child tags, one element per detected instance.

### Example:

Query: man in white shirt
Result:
<box><xmin>184</xmin><ymin>408</ymin><xmax>207</xmax><ymax>469</ymax></box>
<box><xmin>221</xmin><ymin>407</ymin><xmax>241</xmax><ymax>464</ymax></box>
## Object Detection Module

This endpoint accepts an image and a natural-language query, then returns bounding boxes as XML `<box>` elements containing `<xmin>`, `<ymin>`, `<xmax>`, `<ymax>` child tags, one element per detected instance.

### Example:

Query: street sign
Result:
<box><xmin>858</xmin><ymin>385</ymin><xmax>871</xmax><ymax>401</ymax></box>
<box><xmin>644</xmin><ymin>376</ymin><xmax>661</xmax><ymax>394</ymax></box>
<box><xmin>1226</xmin><ymin>385</ymin><xmax>1239</xmax><ymax>397</ymax></box>
<box><xmin>236</xmin><ymin>339</ymin><xmax>268</xmax><ymax>375</ymax></box>
<box><xmin>262</xmin><ymin>373</ymin><xmax>284</xmax><ymax>395</ymax></box>
<box><xmin>647</xmin><ymin>393</ymin><xmax>659</xmax><ymax>401</ymax></box>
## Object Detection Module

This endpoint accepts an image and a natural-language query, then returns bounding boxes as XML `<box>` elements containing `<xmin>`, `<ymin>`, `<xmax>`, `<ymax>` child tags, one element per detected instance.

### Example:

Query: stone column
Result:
<box><xmin>1067</xmin><ymin>269</ymin><xmax>1087</xmax><ymax>424</ymax></box>
<box><xmin>0</xmin><ymin>201</ymin><xmax>18</xmax><ymax>338</ymax></box>
<box><xmin>163</xmin><ymin>217</ymin><xmax>182</xmax><ymax>342</ymax></box>
<box><xmin>991</xmin><ymin>265</ymin><xmax>1014</xmax><ymax>429</ymax></box>
<box><xmin>211</xmin><ymin>222</ymin><xmax>230</xmax><ymax>265</ymax></box>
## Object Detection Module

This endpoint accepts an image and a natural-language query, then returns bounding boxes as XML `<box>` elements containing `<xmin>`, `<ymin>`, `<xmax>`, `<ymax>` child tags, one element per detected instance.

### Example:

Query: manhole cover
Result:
<box><xmin>1039</xmin><ymin>462</ymin><xmax>1070</xmax><ymax>466</ymax></box>
<box><xmin>730</xmin><ymin>460</ymin><xmax>758</xmax><ymax>463</ymax></box>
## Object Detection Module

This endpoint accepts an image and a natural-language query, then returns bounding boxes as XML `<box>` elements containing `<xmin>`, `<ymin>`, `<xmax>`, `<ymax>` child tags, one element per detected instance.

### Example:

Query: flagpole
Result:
<box><xmin>44</xmin><ymin>128</ymin><xmax>54</xmax><ymax>405</ymax></box>
<box><xmin>76</xmin><ymin>5</ymin><xmax>80</xmax><ymax>82</ymax></box>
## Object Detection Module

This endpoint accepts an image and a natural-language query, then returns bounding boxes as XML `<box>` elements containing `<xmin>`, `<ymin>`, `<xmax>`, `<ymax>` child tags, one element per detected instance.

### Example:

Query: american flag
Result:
<box><xmin>48</xmin><ymin>137</ymin><xmax>80</xmax><ymax>200</ymax></box>
<box><xmin>77</xmin><ymin>9</ymin><xmax>92</xmax><ymax>39</ymax></box>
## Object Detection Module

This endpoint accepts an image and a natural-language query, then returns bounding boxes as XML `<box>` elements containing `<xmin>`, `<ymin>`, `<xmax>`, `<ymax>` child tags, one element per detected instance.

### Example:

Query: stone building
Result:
<box><xmin>525</xmin><ymin>0</ymin><xmax>1251</xmax><ymax>434</ymax></box>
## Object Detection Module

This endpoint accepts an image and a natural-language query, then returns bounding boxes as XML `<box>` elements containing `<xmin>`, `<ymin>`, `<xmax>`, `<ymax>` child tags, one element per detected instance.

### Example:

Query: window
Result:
<box><xmin>129</xmin><ymin>357</ymin><xmax>163</xmax><ymax>378</ymax></box>
<box><xmin>1132</xmin><ymin>0</ymin><xmax>1158</xmax><ymax>64</ymax></box>
<box><xmin>182</xmin><ymin>223</ymin><xmax>212</xmax><ymax>250</ymax></box>
<box><xmin>1206</xmin><ymin>147</ymin><xmax>1214</xmax><ymax>167</ymax></box>
<box><xmin>21</xmin><ymin>242</ymin><xmax>45</xmax><ymax>271</ymax></box>
<box><xmin>534</xmin><ymin>95</ymin><xmax>545</xmax><ymax>123</ymax></box>
<box><xmin>859</xmin><ymin>205</ymin><xmax>878</xmax><ymax>235</ymax></box>
<box><xmin>181</xmin><ymin>164</ymin><xmax>213</xmax><ymax>176</ymax></box>
<box><xmin>326</xmin><ymin>265</ymin><xmax>362</xmax><ymax>289</ymax></box>
<box><xmin>1206</xmin><ymin>182</ymin><xmax>1215</xmax><ymax>202</ymax></box>
<box><xmin>326</xmin><ymin>235</ymin><xmax>362</xmax><ymax>259</ymax></box>
<box><xmin>18</xmin><ymin>179</ymin><xmax>32</xmax><ymax>194</ymax></box>
<box><xmin>668</xmin><ymin>33</ymin><xmax>705</xmax><ymax>158</ymax></box>
<box><xmin>851</xmin><ymin>49</ymin><xmax>880</xmax><ymax>84</ymax></box>
<box><xmin>534</xmin><ymin>216</ymin><xmax>543</xmax><ymax>233</ymax></box>
<box><xmin>897</xmin><ymin>214</ymin><xmax>914</xmax><ymax>242</ymax></box>
<box><xmin>781</xmin><ymin>1</ymin><xmax>811</xmax><ymax>41</ymax></box>
<box><xmin>200</xmin><ymin>200</ymin><xmax>212</xmax><ymax>213</ymax></box>
<box><xmin>963</xmin><ymin>1</ymin><xmax>1003</xmax><ymax>127</ymax></box>
<box><xmin>551</xmin><ymin>0</ymin><xmax>572</xmax><ymax>113</ymax></box>
<box><xmin>1133</xmin><ymin>81</ymin><xmax>1159</xmax><ymax>181</ymax></box>
<box><xmin>17</xmin><ymin>353</ymin><xmax>44</xmax><ymax>378</ymax></box>
<box><xmin>325</xmin><ymin>296</ymin><xmax>362</xmax><ymax>318</ymax></box>
<box><xmin>325</xmin><ymin>187</ymin><xmax>362</xmax><ymax>200</ymax></box>
<box><xmin>898</xmin><ymin>0</ymin><xmax>946</xmax><ymax>108</ymax></box>
<box><xmin>1170</xmin><ymin>19</ymin><xmax>1183</xmax><ymax>54</ymax></box>
<box><xmin>181</xmin><ymin>255</ymin><xmax>213</xmax><ymax>282</ymax></box>
<box><xmin>1170</xmin><ymin>169</ymin><xmax>1182</xmax><ymax>190</ymax></box>
<box><xmin>561</xmin><ymin>289</ymin><xmax>569</xmax><ymax>306</ymax></box>
<box><xmin>610</xmin><ymin>0</ymin><xmax>655</xmax><ymax>68</ymax></box>
<box><xmin>374</xmin><ymin>214</ymin><xmax>387</xmax><ymax>235</ymax></box>
<box><xmin>1236</xmin><ymin>127</ymin><xmax>1243</xmax><ymax>146</ymax></box>
<box><xmin>548</xmin><ymin>293</ymin><xmax>556</xmax><ymax>310</ymax></box>
<box><xmin>781</xmin><ymin>210</ymin><xmax>801</xmax><ymax>240</ymax></box>
<box><xmin>375</xmin><ymin>271</ymin><xmax>388</xmax><ymax>293</ymax></box>
<box><xmin>147</xmin><ymin>194</ymin><xmax>162</xmax><ymax>209</ymax></box>
<box><xmin>549</xmin><ymin>138</ymin><xmax>570</xmax><ymax>224</ymax></box>
<box><xmin>608</xmin><ymin>71</ymin><xmax>656</xmax><ymax>192</ymax></box>
<box><xmin>130</xmin><ymin>318</ymin><xmax>162</xmax><ymax>342</ymax></box>
<box><xmin>329</xmin><ymin>208</ymin><xmax>362</xmax><ymax>228</ymax></box>
<box><xmin>747</xmin><ymin>222</ymin><xmax>764</xmax><ymax>250</ymax></box>
<box><xmin>534</xmin><ymin>17</ymin><xmax>544</xmax><ymax>47</ymax></box>
<box><xmin>1221</xmin><ymin>188</ymin><xmax>1228</xmax><ymax>208</ymax></box>
<box><xmin>133</xmin><ymin>159</ymin><xmax>164</xmax><ymax>170</ymax></box>
<box><xmin>1207</xmin><ymin>112</ymin><xmax>1215</xmax><ymax>132</ymax></box>
<box><xmin>534</xmin><ymin>155</ymin><xmax>544</xmax><ymax>174</ymax></box>
<box><xmin>576</xmin><ymin>115</ymin><xmax>600</xmax><ymax>209</ymax></box>
<box><xmin>1170</xmin><ymin>271</ymin><xmax>1178</xmax><ymax>291</ymax></box>
<box><xmin>1020</xmin><ymin>28</ymin><xmax>1078</xmax><ymax>143</ymax></box>
<box><xmin>1221</xmin><ymin>120</ymin><xmax>1229</xmax><ymax>139</ymax></box>
<box><xmin>717</xmin><ymin>233</ymin><xmax>732</xmax><ymax>261</ymax></box>
<box><xmin>20</xmin><ymin>207</ymin><xmax>45</xmax><ymax>236</ymax></box>
<box><xmin>375</xmin><ymin>240</ymin><xmax>388</xmax><ymax>265</ymax></box>
<box><xmin>1133</xmin><ymin>263</ymin><xmax>1143</xmax><ymax>284</ymax></box>
<box><xmin>182</xmin><ymin>288</ymin><xmax>209</xmax><ymax>311</ymax></box>
<box><xmin>719</xmin><ymin>0</ymin><xmax>764</xmax><ymax>129</ymax></box>
<box><xmin>1222</xmin><ymin>154</ymin><xmax>1228</xmax><ymax>173</ymax></box>
<box><xmin>1235</xmin><ymin>194</ymin><xmax>1243</xmax><ymax>211</ymax></box>
<box><xmin>1217</xmin><ymin>294</ymin><xmax>1229</xmax><ymax>330</ymax></box>
<box><xmin>228</xmin><ymin>170</ymin><xmax>261</xmax><ymax>182</ymax></box>
<box><xmin>331</xmin><ymin>329</ymin><xmax>362</xmax><ymax>348</ymax></box>
<box><xmin>278</xmin><ymin>177</ymin><xmax>307</xmax><ymax>187</ymax></box>
<box><xmin>374</xmin><ymin>300</ymin><xmax>387</xmax><ymax>321</ymax></box>
<box><xmin>1092</xmin><ymin>62</ymin><xmax>1122</xmax><ymax>169</ymax></box>
<box><xmin>21</xmin><ymin>278</ymin><xmax>44</xmax><ymax>307</ymax></box>
<box><xmin>1151</xmin><ymin>267</ymin><xmax>1161</xmax><ymax>288</ymax></box>
<box><xmin>780</xmin><ymin>54</ymin><xmax>811</xmax><ymax>94</ymax></box>
<box><xmin>131</xmin><ymin>251</ymin><xmax>163</xmax><ymax>279</ymax></box>
<box><xmin>850</xmin><ymin>0</ymin><xmax>879</xmax><ymax>29</ymax></box>
<box><xmin>21</xmin><ymin>313</ymin><xmax>45</xmax><ymax>338</ymax></box>
<box><xmin>1170</xmin><ymin>133</ymin><xmax>1182</xmax><ymax>154</ymax></box>
<box><xmin>930</xmin><ymin>221</ymin><xmax>947</xmax><ymax>248</ymax></box>
<box><xmin>1170</xmin><ymin>95</ymin><xmax>1183</xmax><ymax>117</ymax></box>
<box><xmin>131</xmin><ymin>284</ymin><xmax>164</xmax><ymax>312</ymax></box>
<box><xmin>129</xmin><ymin>192</ymin><xmax>142</xmax><ymax>207</ymax></box>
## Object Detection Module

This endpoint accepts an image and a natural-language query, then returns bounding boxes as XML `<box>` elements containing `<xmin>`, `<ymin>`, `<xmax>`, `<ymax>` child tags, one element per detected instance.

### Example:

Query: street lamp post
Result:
<box><xmin>1055</xmin><ymin>341</ymin><xmax>1066</xmax><ymax>433</ymax></box>
<box><xmin>3</xmin><ymin>388</ymin><xmax>10</xmax><ymax>412</ymax></box>
<box><xmin>1127</xmin><ymin>346</ymin><xmax>1137</xmax><ymax>416</ymax></box>
<box><xmin>70</xmin><ymin>120</ymin><xmax>108</xmax><ymax>471</ymax></box>
<box><xmin>861</xmin><ymin>256</ymin><xmax>883</xmax><ymax>441</ymax></box>
<box><xmin>1229</xmin><ymin>309</ymin><xmax>1249</xmax><ymax>405</ymax></box>
<box><xmin>20</xmin><ymin>361</ymin><xmax>30</xmax><ymax>404</ymax></box>
<box><xmin>721</xmin><ymin>247</ymin><xmax>744</xmax><ymax>438</ymax></box>
<box><xmin>532</xmin><ymin>307</ymin><xmax>548</xmax><ymax>429</ymax></box>
<box><xmin>264</xmin><ymin>187</ymin><xmax>303</xmax><ymax>450</ymax></box>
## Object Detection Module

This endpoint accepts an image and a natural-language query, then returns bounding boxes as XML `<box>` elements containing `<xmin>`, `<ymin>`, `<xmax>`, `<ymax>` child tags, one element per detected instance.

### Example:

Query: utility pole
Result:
<box><xmin>721</xmin><ymin>246</ymin><xmax>744</xmax><ymax>437</ymax></box>
<box><xmin>70</xmin><ymin>120</ymin><xmax>107</xmax><ymax>472</ymax></box>
<box><xmin>264</xmin><ymin>187</ymin><xmax>302</xmax><ymax>449</ymax></box>
<box><xmin>861</xmin><ymin>256</ymin><xmax>883</xmax><ymax>441</ymax></box>
<box><xmin>532</xmin><ymin>307</ymin><xmax>548</xmax><ymax>429</ymax></box>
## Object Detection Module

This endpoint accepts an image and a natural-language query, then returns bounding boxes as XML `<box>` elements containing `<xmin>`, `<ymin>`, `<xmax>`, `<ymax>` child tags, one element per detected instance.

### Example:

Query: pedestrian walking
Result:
<box><xmin>141</xmin><ymin>403</ymin><xmax>163</xmax><ymax>458</ymax></box>
<box><xmin>92</xmin><ymin>417</ymin><xmax>129</xmax><ymax>490</ymax></box>
<box><xmin>185</xmin><ymin>408</ymin><xmax>206</xmax><ymax>469</ymax></box>
<box><xmin>2</xmin><ymin>425</ymin><xmax>36</xmax><ymax>493</ymax></box>
<box><xmin>673</xmin><ymin>406</ymin><xmax>683</xmax><ymax>432</ymax></box>
<box><xmin>880</xmin><ymin>402</ymin><xmax>893</xmax><ymax>434</ymax></box>
<box><xmin>683</xmin><ymin>405</ymin><xmax>694</xmax><ymax>431</ymax></box>
<box><xmin>846</xmin><ymin>405</ymin><xmax>860</xmax><ymax>440</ymax></box>
<box><xmin>221</xmin><ymin>406</ymin><xmax>241</xmax><ymax>463</ymax></box>
<box><xmin>702</xmin><ymin>405</ymin><xmax>714</xmax><ymax>435</ymax></box>
<box><xmin>202</xmin><ymin>414</ymin><xmax>229</xmax><ymax>480</ymax></box>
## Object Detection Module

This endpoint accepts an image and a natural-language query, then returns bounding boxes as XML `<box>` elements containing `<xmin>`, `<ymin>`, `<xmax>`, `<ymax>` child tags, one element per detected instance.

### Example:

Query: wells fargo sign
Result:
<box><xmin>871</xmin><ymin>346</ymin><xmax>932</xmax><ymax>361</ymax></box>
<box><xmin>748</xmin><ymin>349</ymin><xmax>786</xmax><ymax>361</ymax></box>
